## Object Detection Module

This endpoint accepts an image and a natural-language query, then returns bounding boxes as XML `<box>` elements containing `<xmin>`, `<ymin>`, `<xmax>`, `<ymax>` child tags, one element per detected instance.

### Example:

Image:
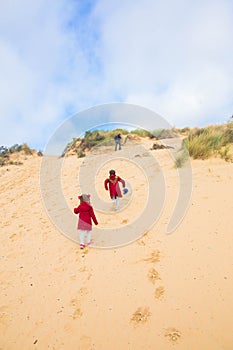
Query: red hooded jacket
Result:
<box><xmin>74</xmin><ymin>202</ymin><xmax>98</xmax><ymax>230</ymax></box>
<box><xmin>104</xmin><ymin>174</ymin><xmax>125</xmax><ymax>198</ymax></box>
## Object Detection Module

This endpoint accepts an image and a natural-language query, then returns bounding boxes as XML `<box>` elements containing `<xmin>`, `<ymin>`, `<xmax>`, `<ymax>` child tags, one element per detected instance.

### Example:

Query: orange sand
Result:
<box><xmin>1</xmin><ymin>141</ymin><xmax>233</xmax><ymax>350</ymax></box>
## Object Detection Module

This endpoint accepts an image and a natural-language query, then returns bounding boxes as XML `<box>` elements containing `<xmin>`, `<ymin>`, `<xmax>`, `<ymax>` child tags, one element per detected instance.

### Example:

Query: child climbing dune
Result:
<box><xmin>74</xmin><ymin>194</ymin><xmax>98</xmax><ymax>249</ymax></box>
<box><xmin>104</xmin><ymin>169</ymin><xmax>126</xmax><ymax>211</ymax></box>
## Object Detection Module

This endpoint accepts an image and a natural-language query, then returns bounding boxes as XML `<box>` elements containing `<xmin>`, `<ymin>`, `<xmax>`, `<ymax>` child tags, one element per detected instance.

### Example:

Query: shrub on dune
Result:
<box><xmin>184</xmin><ymin>124</ymin><xmax>233</xmax><ymax>161</ymax></box>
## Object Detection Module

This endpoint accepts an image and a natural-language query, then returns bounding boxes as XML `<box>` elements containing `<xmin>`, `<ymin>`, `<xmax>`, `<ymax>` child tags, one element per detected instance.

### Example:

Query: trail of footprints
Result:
<box><xmin>65</xmin><ymin>247</ymin><xmax>180</xmax><ymax>344</ymax></box>
<box><xmin>131</xmin><ymin>248</ymin><xmax>181</xmax><ymax>344</ymax></box>
<box><xmin>68</xmin><ymin>255</ymin><xmax>93</xmax><ymax>322</ymax></box>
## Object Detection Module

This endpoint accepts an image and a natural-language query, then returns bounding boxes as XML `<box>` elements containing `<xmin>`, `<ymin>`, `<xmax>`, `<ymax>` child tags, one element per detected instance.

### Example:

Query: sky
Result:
<box><xmin>0</xmin><ymin>0</ymin><xmax>233</xmax><ymax>151</ymax></box>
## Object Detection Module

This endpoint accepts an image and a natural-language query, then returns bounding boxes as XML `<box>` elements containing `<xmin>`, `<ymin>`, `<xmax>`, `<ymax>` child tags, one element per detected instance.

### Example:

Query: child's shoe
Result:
<box><xmin>87</xmin><ymin>241</ymin><xmax>93</xmax><ymax>246</ymax></box>
<box><xmin>80</xmin><ymin>243</ymin><xmax>85</xmax><ymax>249</ymax></box>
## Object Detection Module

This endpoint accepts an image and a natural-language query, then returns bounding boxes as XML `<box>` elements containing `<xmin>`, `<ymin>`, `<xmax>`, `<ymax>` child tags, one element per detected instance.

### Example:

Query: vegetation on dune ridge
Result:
<box><xmin>174</xmin><ymin>122</ymin><xmax>233</xmax><ymax>166</ymax></box>
<box><xmin>62</xmin><ymin>123</ymin><xmax>233</xmax><ymax>165</ymax></box>
<box><xmin>1</xmin><ymin>121</ymin><xmax>232</xmax><ymax>167</ymax></box>
<box><xmin>183</xmin><ymin>123</ymin><xmax>233</xmax><ymax>161</ymax></box>
<box><xmin>0</xmin><ymin>143</ymin><xmax>43</xmax><ymax>167</ymax></box>
<box><xmin>62</xmin><ymin>127</ymin><xmax>179</xmax><ymax>157</ymax></box>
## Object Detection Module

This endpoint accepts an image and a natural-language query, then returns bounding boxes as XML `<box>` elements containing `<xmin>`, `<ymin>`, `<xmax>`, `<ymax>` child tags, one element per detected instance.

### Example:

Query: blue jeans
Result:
<box><xmin>115</xmin><ymin>141</ymin><xmax>121</xmax><ymax>151</ymax></box>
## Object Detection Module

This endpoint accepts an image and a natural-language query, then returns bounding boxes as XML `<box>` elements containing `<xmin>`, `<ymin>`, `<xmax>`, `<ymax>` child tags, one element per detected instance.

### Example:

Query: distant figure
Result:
<box><xmin>104</xmin><ymin>169</ymin><xmax>126</xmax><ymax>211</ymax></box>
<box><xmin>114</xmin><ymin>133</ymin><xmax>122</xmax><ymax>151</ymax></box>
<box><xmin>74</xmin><ymin>194</ymin><xmax>98</xmax><ymax>249</ymax></box>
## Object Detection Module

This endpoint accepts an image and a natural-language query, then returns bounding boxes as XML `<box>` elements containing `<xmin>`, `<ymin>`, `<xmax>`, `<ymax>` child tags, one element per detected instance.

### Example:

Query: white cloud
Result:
<box><xmin>0</xmin><ymin>1</ymin><xmax>106</xmax><ymax>149</ymax></box>
<box><xmin>0</xmin><ymin>0</ymin><xmax>233</xmax><ymax>150</ymax></box>
<box><xmin>94</xmin><ymin>0</ymin><xmax>233</xmax><ymax>126</ymax></box>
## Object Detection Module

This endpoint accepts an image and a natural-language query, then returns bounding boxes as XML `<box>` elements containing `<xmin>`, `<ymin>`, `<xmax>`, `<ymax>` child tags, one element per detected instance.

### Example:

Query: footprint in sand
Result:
<box><xmin>87</xmin><ymin>272</ymin><xmax>92</xmax><ymax>280</ymax></box>
<box><xmin>155</xmin><ymin>286</ymin><xmax>165</xmax><ymax>299</ymax></box>
<box><xmin>79</xmin><ymin>287</ymin><xmax>89</xmax><ymax>297</ymax></box>
<box><xmin>164</xmin><ymin>327</ymin><xmax>181</xmax><ymax>343</ymax></box>
<box><xmin>64</xmin><ymin>323</ymin><xmax>72</xmax><ymax>333</ymax></box>
<box><xmin>0</xmin><ymin>312</ymin><xmax>10</xmax><ymax>325</ymax></box>
<box><xmin>78</xmin><ymin>265</ymin><xmax>93</xmax><ymax>280</ymax></box>
<box><xmin>70</xmin><ymin>297</ymin><xmax>79</xmax><ymax>306</ymax></box>
<box><xmin>80</xmin><ymin>335</ymin><xmax>92</xmax><ymax>348</ymax></box>
<box><xmin>0</xmin><ymin>306</ymin><xmax>11</xmax><ymax>327</ymax></box>
<box><xmin>9</xmin><ymin>233</ymin><xmax>18</xmax><ymax>241</ymax></box>
<box><xmin>71</xmin><ymin>307</ymin><xmax>83</xmax><ymax>320</ymax></box>
<box><xmin>70</xmin><ymin>298</ymin><xmax>83</xmax><ymax>319</ymax></box>
<box><xmin>131</xmin><ymin>307</ymin><xmax>151</xmax><ymax>326</ymax></box>
<box><xmin>81</xmin><ymin>247</ymin><xmax>91</xmax><ymax>256</ymax></box>
<box><xmin>137</xmin><ymin>239</ymin><xmax>146</xmax><ymax>246</ymax></box>
<box><xmin>143</xmin><ymin>250</ymin><xmax>161</xmax><ymax>263</ymax></box>
<box><xmin>69</xmin><ymin>274</ymin><xmax>77</xmax><ymax>280</ymax></box>
<box><xmin>147</xmin><ymin>268</ymin><xmax>161</xmax><ymax>284</ymax></box>
<box><xmin>78</xmin><ymin>267</ymin><xmax>88</xmax><ymax>273</ymax></box>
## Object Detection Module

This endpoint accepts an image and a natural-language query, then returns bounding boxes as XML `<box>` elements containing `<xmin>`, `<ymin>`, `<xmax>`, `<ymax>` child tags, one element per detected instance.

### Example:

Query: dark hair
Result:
<box><xmin>109</xmin><ymin>169</ymin><xmax>115</xmax><ymax>175</ymax></box>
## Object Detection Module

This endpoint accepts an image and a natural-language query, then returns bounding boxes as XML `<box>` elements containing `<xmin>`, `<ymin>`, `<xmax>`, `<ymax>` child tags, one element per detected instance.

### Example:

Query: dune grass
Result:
<box><xmin>0</xmin><ymin>143</ymin><xmax>42</xmax><ymax>166</ymax></box>
<box><xmin>174</xmin><ymin>148</ymin><xmax>189</xmax><ymax>168</ymax></box>
<box><xmin>62</xmin><ymin>129</ymin><xmax>129</xmax><ymax>157</ymax></box>
<box><xmin>183</xmin><ymin>123</ymin><xmax>233</xmax><ymax>161</ymax></box>
<box><xmin>62</xmin><ymin>123</ymin><xmax>233</xmax><ymax>163</ymax></box>
<box><xmin>63</xmin><ymin>127</ymin><xmax>180</xmax><ymax>157</ymax></box>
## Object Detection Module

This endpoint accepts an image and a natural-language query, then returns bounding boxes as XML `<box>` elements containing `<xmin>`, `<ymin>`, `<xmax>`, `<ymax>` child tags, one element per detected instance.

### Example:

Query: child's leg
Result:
<box><xmin>115</xmin><ymin>197</ymin><xmax>120</xmax><ymax>210</ymax></box>
<box><xmin>112</xmin><ymin>197</ymin><xmax>116</xmax><ymax>208</ymax></box>
<box><xmin>79</xmin><ymin>230</ymin><xmax>85</xmax><ymax>246</ymax></box>
<box><xmin>86</xmin><ymin>230</ymin><xmax>92</xmax><ymax>245</ymax></box>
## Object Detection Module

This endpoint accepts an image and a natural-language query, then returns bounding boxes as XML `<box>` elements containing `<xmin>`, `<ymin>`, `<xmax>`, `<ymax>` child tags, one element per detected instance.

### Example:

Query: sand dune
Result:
<box><xmin>1</xmin><ymin>140</ymin><xmax>233</xmax><ymax>349</ymax></box>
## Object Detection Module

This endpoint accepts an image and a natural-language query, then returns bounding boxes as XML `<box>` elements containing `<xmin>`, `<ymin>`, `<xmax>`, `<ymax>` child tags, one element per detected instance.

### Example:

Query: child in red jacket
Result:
<box><xmin>74</xmin><ymin>194</ymin><xmax>98</xmax><ymax>249</ymax></box>
<box><xmin>104</xmin><ymin>169</ymin><xmax>126</xmax><ymax>211</ymax></box>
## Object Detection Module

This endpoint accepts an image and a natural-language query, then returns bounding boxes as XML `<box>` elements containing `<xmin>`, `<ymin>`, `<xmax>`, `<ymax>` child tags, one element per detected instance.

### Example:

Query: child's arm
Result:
<box><xmin>118</xmin><ymin>176</ymin><xmax>125</xmax><ymax>188</ymax></box>
<box><xmin>104</xmin><ymin>178</ymin><xmax>109</xmax><ymax>191</ymax></box>
<box><xmin>74</xmin><ymin>206</ymin><xmax>80</xmax><ymax>214</ymax></box>
<box><xmin>90</xmin><ymin>207</ymin><xmax>98</xmax><ymax>225</ymax></box>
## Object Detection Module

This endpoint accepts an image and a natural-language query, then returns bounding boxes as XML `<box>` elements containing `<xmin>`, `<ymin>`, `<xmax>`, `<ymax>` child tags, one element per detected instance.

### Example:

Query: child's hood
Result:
<box><xmin>79</xmin><ymin>201</ymin><xmax>92</xmax><ymax>212</ymax></box>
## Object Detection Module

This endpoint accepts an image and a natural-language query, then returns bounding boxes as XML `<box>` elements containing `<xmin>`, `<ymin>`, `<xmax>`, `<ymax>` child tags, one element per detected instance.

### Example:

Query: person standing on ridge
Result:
<box><xmin>114</xmin><ymin>133</ymin><xmax>122</xmax><ymax>151</ymax></box>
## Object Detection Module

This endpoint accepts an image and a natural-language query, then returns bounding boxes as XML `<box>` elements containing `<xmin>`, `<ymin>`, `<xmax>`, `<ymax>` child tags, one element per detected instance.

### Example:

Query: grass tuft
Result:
<box><xmin>184</xmin><ymin>123</ymin><xmax>233</xmax><ymax>161</ymax></box>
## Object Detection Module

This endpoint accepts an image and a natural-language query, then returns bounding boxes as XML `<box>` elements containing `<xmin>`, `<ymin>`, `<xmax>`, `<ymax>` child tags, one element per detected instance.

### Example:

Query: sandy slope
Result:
<box><xmin>1</xmin><ymin>140</ymin><xmax>233</xmax><ymax>350</ymax></box>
